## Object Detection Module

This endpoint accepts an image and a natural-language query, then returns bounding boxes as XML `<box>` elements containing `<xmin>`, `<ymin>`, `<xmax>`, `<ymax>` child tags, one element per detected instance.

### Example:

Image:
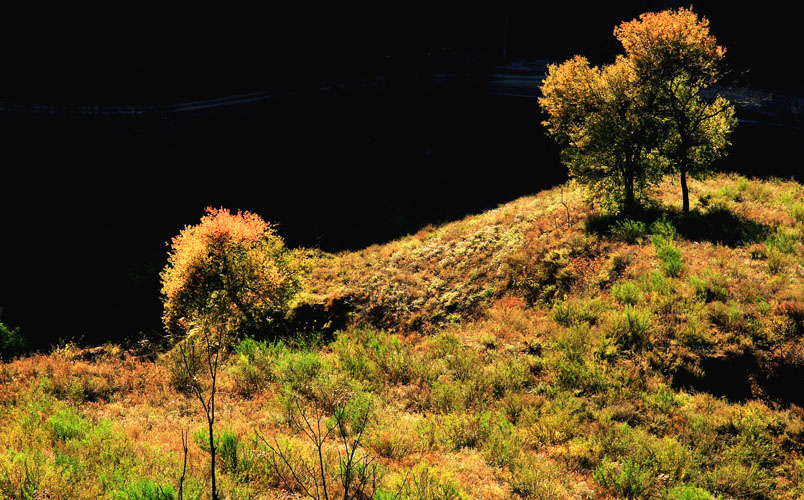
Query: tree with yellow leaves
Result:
<box><xmin>615</xmin><ymin>7</ymin><xmax>737</xmax><ymax>212</ymax></box>
<box><xmin>540</xmin><ymin>55</ymin><xmax>665</xmax><ymax>213</ymax></box>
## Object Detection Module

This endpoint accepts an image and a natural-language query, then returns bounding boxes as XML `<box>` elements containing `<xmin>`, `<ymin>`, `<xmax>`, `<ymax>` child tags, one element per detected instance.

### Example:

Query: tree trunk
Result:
<box><xmin>679</xmin><ymin>137</ymin><xmax>691</xmax><ymax>213</ymax></box>
<box><xmin>624</xmin><ymin>185</ymin><xmax>636</xmax><ymax>215</ymax></box>
<box><xmin>209</xmin><ymin>417</ymin><xmax>218</xmax><ymax>500</ymax></box>
<box><xmin>680</xmin><ymin>166</ymin><xmax>690</xmax><ymax>213</ymax></box>
<box><xmin>623</xmin><ymin>160</ymin><xmax>637</xmax><ymax>215</ymax></box>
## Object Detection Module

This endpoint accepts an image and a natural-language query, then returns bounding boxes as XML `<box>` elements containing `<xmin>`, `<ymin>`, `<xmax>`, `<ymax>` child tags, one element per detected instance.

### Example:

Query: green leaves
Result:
<box><xmin>0</xmin><ymin>319</ymin><xmax>27</xmax><ymax>360</ymax></box>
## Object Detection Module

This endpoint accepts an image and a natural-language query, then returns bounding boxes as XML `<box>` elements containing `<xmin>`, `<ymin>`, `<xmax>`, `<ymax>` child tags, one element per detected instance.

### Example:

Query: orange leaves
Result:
<box><xmin>161</xmin><ymin>207</ymin><xmax>304</xmax><ymax>338</ymax></box>
<box><xmin>196</xmin><ymin>206</ymin><xmax>269</xmax><ymax>244</ymax></box>
<box><xmin>614</xmin><ymin>7</ymin><xmax>724</xmax><ymax>84</ymax></box>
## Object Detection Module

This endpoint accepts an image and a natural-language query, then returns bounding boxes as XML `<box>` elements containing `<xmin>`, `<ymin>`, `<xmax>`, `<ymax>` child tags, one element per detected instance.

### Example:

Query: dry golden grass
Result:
<box><xmin>5</xmin><ymin>174</ymin><xmax>804</xmax><ymax>499</ymax></box>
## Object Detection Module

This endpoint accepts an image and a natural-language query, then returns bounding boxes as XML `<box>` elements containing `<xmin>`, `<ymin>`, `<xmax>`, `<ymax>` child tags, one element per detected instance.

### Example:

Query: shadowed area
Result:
<box><xmin>585</xmin><ymin>205</ymin><xmax>771</xmax><ymax>247</ymax></box>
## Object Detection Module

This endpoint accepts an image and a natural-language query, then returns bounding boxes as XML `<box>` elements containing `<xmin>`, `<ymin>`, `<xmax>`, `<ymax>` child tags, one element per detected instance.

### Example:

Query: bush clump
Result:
<box><xmin>652</xmin><ymin>229</ymin><xmax>684</xmax><ymax>278</ymax></box>
<box><xmin>611</xmin><ymin>281</ymin><xmax>643</xmax><ymax>306</ymax></box>
<box><xmin>609</xmin><ymin>306</ymin><xmax>651</xmax><ymax>351</ymax></box>
<box><xmin>612</xmin><ymin>219</ymin><xmax>648</xmax><ymax>244</ymax></box>
<box><xmin>0</xmin><ymin>318</ymin><xmax>27</xmax><ymax>360</ymax></box>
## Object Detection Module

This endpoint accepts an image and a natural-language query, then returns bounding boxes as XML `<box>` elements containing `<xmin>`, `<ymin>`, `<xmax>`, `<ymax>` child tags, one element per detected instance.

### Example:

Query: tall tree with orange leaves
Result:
<box><xmin>615</xmin><ymin>7</ymin><xmax>737</xmax><ymax>212</ymax></box>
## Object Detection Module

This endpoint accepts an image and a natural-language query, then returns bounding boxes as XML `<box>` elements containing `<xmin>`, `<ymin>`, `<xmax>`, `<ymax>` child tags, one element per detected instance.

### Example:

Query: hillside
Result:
<box><xmin>3</xmin><ymin>173</ymin><xmax>804</xmax><ymax>499</ymax></box>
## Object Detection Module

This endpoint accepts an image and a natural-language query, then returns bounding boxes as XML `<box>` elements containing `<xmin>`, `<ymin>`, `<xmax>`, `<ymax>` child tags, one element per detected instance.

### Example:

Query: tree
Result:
<box><xmin>614</xmin><ymin>7</ymin><xmax>737</xmax><ymax>212</ymax></box>
<box><xmin>177</xmin><ymin>325</ymin><xmax>223</xmax><ymax>500</ymax></box>
<box><xmin>161</xmin><ymin>207</ymin><xmax>305</xmax><ymax>500</ymax></box>
<box><xmin>539</xmin><ymin>55</ymin><xmax>665</xmax><ymax>213</ymax></box>
<box><xmin>161</xmin><ymin>206</ymin><xmax>304</xmax><ymax>340</ymax></box>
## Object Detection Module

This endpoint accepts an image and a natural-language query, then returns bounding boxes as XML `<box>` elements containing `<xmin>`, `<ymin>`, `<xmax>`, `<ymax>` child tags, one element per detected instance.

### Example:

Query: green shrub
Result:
<box><xmin>555</xmin><ymin>324</ymin><xmax>587</xmax><ymax>365</ymax></box>
<box><xmin>651</xmin><ymin>218</ymin><xmax>678</xmax><ymax>239</ymax></box>
<box><xmin>612</xmin><ymin>219</ymin><xmax>647</xmax><ymax>243</ymax></box>
<box><xmin>611</xmin><ymin>281</ymin><xmax>643</xmax><ymax>306</ymax></box>
<box><xmin>217</xmin><ymin>430</ymin><xmax>240</xmax><ymax>474</ymax></box>
<box><xmin>0</xmin><ymin>319</ymin><xmax>27</xmax><ymax>360</ymax></box>
<box><xmin>552</xmin><ymin>298</ymin><xmax>605</xmax><ymax>326</ymax></box>
<box><xmin>332</xmin><ymin>329</ymin><xmax>414</xmax><ymax>387</ymax></box>
<box><xmin>478</xmin><ymin>333</ymin><xmax>498</xmax><ymax>350</ymax></box>
<box><xmin>418</xmin><ymin>411</ymin><xmax>487</xmax><ymax>451</ymax></box>
<box><xmin>660</xmin><ymin>246</ymin><xmax>684</xmax><ymax>277</ymax></box>
<box><xmin>0</xmin><ymin>450</ymin><xmax>45</xmax><ymax>500</ymax></box>
<box><xmin>277</xmin><ymin>350</ymin><xmax>326</xmax><ymax>395</ymax></box>
<box><xmin>163</xmin><ymin>336</ymin><xmax>206</xmax><ymax>395</ymax></box>
<box><xmin>608</xmin><ymin>306</ymin><xmax>651</xmax><ymax>351</ymax></box>
<box><xmin>704</xmin><ymin>461</ymin><xmax>773</xmax><ymax>500</ymax></box>
<box><xmin>528</xmin><ymin>395</ymin><xmax>593</xmax><ymax>447</ymax></box>
<box><xmin>553</xmin><ymin>325</ymin><xmax>607</xmax><ymax>392</ymax></box>
<box><xmin>647</xmin><ymin>271</ymin><xmax>672</xmax><ymax>295</ymax></box>
<box><xmin>382</xmin><ymin>463</ymin><xmax>467</xmax><ymax>500</ymax></box>
<box><xmin>506</xmin><ymin>247</ymin><xmax>574</xmax><ymax>304</ymax></box>
<box><xmin>791</xmin><ymin>201</ymin><xmax>804</xmax><ymax>224</ymax></box>
<box><xmin>509</xmin><ymin>454</ymin><xmax>583</xmax><ymax>500</ymax></box>
<box><xmin>644</xmin><ymin>384</ymin><xmax>680</xmax><ymax>413</ymax></box>
<box><xmin>593</xmin><ymin>457</ymin><xmax>654</xmax><ymax>499</ymax></box>
<box><xmin>667</xmin><ymin>485</ymin><xmax>717</xmax><ymax>500</ymax></box>
<box><xmin>688</xmin><ymin>273</ymin><xmax>728</xmax><ymax>303</ymax></box>
<box><xmin>445</xmin><ymin>347</ymin><xmax>480</xmax><ymax>384</ymax></box>
<box><xmin>766</xmin><ymin>227</ymin><xmax>797</xmax><ymax>254</ymax></box>
<box><xmin>113</xmin><ymin>479</ymin><xmax>177</xmax><ymax>500</ymax></box>
<box><xmin>766</xmin><ymin>248</ymin><xmax>787</xmax><ymax>274</ymax></box>
<box><xmin>481</xmin><ymin>414</ymin><xmax>521</xmax><ymax>467</ymax></box>
<box><xmin>653</xmin><ymin>234</ymin><xmax>684</xmax><ymax>277</ymax></box>
<box><xmin>429</xmin><ymin>379</ymin><xmax>467</xmax><ymax>414</ymax></box>
<box><xmin>49</xmin><ymin>408</ymin><xmax>89</xmax><ymax>442</ymax></box>
<box><xmin>229</xmin><ymin>337</ymin><xmax>284</xmax><ymax>396</ymax></box>
<box><xmin>486</xmin><ymin>356</ymin><xmax>531</xmax><ymax>398</ymax></box>
<box><xmin>229</xmin><ymin>354</ymin><xmax>262</xmax><ymax>397</ymax></box>
<box><xmin>708</xmin><ymin>301</ymin><xmax>745</xmax><ymax>333</ymax></box>
<box><xmin>191</xmin><ymin>427</ymin><xmax>252</xmax><ymax>477</ymax></box>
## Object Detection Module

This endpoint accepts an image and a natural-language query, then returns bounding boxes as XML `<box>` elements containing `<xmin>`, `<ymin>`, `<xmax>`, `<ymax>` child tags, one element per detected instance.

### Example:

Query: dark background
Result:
<box><xmin>2</xmin><ymin>4</ymin><xmax>802</xmax><ymax>349</ymax></box>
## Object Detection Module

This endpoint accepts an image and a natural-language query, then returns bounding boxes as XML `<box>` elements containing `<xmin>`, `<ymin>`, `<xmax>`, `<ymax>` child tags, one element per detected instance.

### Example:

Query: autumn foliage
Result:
<box><xmin>539</xmin><ymin>54</ymin><xmax>666</xmax><ymax>212</ymax></box>
<box><xmin>614</xmin><ymin>8</ymin><xmax>725</xmax><ymax>82</ymax></box>
<box><xmin>161</xmin><ymin>207</ymin><xmax>304</xmax><ymax>339</ymax></box>
<box><xmin>540</xmin><ymin>7</ymin><xmax>736</xmax><ymax>213</ymax></box>
<box><xmin>615</xmin><ymin>7</ymin><xmax>737</xmax><ymax>212</ymax></box>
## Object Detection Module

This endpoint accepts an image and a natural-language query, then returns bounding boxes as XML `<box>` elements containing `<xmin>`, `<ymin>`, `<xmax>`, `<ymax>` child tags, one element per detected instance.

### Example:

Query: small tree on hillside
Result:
<box><xmin>161</xmin><ymin>207</ymin><xmax>304</xmax><ymax>340</ymax></box>
<box><xmin>615</xmin><ymin>7</ymin><xmax>737</xmax><ymax>212</ymax></box>
<box><xmin>161</xmin><ymin>207</ymin><xmax>305</xmax><ymax>500</ymax></box>
<box><xmin>539</xmin><ymin>55</ymin><xmax>665</xmax><ymax>213</ymax></box>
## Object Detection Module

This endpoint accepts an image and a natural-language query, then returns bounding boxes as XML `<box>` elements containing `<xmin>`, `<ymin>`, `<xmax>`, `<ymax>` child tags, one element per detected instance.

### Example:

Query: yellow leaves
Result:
<box><xmin>540</xmin><ymin>56</ymin><xmax>600</xmax><ymax>128</ymax></box>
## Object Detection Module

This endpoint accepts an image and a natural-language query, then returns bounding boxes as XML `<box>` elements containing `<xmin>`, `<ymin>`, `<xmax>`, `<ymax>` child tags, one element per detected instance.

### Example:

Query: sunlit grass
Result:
<box><xmin>3</xmin><ymin>174</ymin><xmax>804</xmax><ymax>498</ymax></box>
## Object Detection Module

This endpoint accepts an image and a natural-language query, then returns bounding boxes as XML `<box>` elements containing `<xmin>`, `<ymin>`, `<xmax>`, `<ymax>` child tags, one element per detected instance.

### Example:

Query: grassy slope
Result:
<box><xmin>3</xmin><ymin>173</ymin><xmax>804</xmax><ymax>499</ymax></box>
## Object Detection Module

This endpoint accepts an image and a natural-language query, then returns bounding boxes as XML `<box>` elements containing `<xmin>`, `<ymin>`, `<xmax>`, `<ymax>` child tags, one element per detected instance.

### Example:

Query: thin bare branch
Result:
<box><xmin>178</xmin><ymin>429</ymin><xmax>188</xmax><ymax>500</ymax></box>
<box><xmin>257</xmin><ymin>431</ymin><xmax>319</xmax><ymax>500</ymax></box>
